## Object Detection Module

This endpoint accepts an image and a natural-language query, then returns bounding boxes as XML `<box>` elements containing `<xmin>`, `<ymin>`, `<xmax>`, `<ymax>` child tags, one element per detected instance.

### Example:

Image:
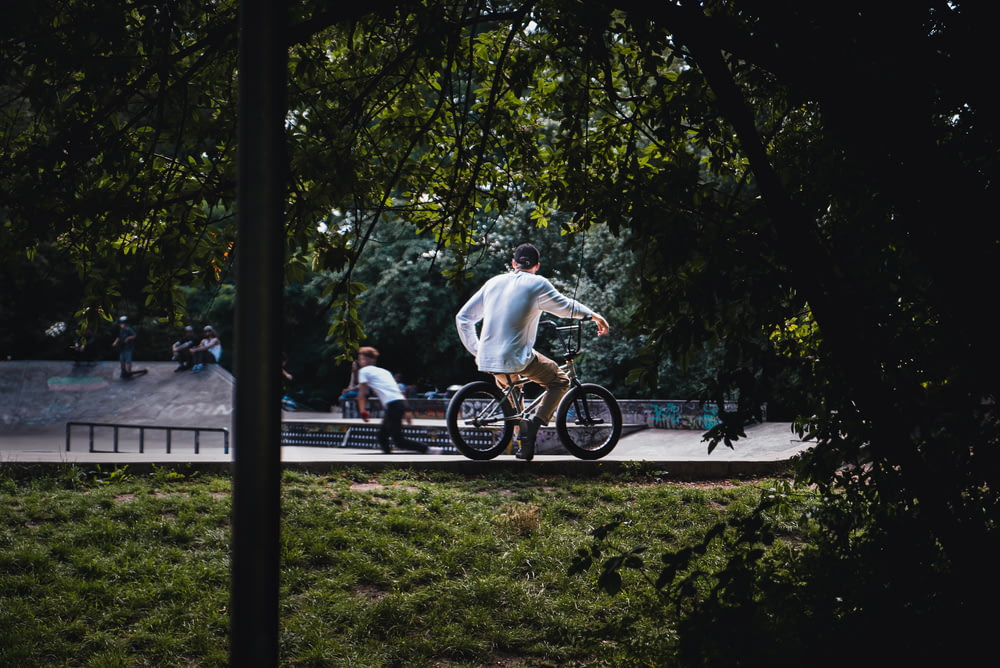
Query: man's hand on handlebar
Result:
<box><xmin>590</xmin><ymin>313</ymin><xmax>610</xmax><ymax>336</ymax></box>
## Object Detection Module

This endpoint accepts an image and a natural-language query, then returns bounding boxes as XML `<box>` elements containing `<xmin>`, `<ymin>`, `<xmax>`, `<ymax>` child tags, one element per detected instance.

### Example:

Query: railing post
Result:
<box><xmin>63</xmin><ymin>422</ymin><xmax>230</xmax><ymax>454</ymax></box>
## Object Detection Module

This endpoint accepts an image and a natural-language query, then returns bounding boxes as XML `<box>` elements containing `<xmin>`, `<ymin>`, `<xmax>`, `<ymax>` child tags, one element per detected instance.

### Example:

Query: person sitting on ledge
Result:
<box><xmin>171</xmin><ymin>325</ymin><xmax>198</xmax><ymax>372</ymax></box>
<box><xmin>190</xmin><ymin>325</ymin><xmax>222</xmax><ymax>373</ymax></box>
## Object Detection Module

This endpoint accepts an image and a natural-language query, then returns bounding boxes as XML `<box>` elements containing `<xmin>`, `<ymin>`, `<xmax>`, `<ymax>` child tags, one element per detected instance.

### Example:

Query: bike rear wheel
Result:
<box><xmin>556</xmin><ymin>383</ymin><xmax>622</xmax><ymax>459</ymax></box>
<box><xmin>446</xmin><ymin>381</ymin><xmax>515</xmax><ymax>460</ymax></box>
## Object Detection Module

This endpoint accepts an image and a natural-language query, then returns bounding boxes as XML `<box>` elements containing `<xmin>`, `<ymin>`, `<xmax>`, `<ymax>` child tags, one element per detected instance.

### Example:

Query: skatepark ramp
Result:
<box><xmin>0</xmin><ymin>361</ymin><xmax>234</xmax><ymax>440</ymax></box>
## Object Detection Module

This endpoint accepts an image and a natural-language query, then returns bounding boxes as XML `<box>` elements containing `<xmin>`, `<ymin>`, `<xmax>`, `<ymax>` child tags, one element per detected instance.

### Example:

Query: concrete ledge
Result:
<box><xmin>0</xmin><ymin>457</ymin><xmax>795</xmax><ymax>480</ymax></box>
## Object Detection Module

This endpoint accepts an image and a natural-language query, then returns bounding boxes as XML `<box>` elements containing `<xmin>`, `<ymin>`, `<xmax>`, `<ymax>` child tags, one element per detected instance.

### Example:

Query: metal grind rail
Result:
<box><xmin>66</xmin><ymin>422</ymin><xmax>230</xmax><ymax>454</ymax></box>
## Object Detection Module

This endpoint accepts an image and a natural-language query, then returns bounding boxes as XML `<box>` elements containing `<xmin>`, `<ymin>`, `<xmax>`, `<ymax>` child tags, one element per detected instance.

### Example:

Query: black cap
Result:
<box><xmin>513</xmin><ymin>243</ymin><xmax>540</xmax><ymax>268</ymax></box>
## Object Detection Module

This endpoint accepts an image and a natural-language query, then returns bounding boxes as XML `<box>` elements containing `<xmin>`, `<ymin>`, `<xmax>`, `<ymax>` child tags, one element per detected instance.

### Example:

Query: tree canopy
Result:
<box><xmin>3</xmin><ymin>0</ymin><xmax>1000</xmax><ymax>661</ymax></box>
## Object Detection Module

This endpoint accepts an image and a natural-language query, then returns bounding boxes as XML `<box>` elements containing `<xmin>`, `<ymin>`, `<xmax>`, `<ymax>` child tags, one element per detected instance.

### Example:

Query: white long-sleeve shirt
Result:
<box><xmin>455</xmin><ymin>270</ymin><xmax>593</xmax><ymax>373</ymax></box>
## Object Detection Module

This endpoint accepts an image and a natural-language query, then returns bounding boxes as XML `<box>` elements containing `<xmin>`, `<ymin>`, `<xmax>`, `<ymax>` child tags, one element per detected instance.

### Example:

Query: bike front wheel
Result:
<box><xmin>446</xmin><ymin>381</ymin><xmax>515</xmax><ymax>460</ymax></box>
<box><xmin>556</xmin><ymin>383</ymin><xmax>622</xmax><ymax>459</ymax></box>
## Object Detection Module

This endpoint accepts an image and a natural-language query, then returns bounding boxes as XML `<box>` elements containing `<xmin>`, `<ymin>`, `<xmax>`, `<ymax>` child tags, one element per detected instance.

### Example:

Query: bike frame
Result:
<box><xmin>483</xmin><ymin>320</ymin><xmax>587</xmax><ymax>425</ymax></box>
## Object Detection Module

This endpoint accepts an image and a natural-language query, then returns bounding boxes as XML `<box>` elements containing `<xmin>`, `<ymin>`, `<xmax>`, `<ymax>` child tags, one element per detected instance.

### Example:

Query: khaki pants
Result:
<box><xmin>495</xmin><ymin>352</ymin><xmax>569</xmax><ymax>425</ymax></box>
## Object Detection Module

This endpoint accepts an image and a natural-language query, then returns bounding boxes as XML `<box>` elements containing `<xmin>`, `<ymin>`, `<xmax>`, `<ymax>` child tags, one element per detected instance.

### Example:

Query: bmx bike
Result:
<box><xmin>446</xmin><ymin>317</ymin><xmax>623</xmax><ymax>460</ymax></box>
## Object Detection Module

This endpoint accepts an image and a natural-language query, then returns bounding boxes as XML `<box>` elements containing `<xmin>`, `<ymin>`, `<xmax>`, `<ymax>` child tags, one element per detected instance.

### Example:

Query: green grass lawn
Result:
<box><xmin>0</xmin><ymin>464</ymin><xmax>807</xmax><ymax>667</ymax></box>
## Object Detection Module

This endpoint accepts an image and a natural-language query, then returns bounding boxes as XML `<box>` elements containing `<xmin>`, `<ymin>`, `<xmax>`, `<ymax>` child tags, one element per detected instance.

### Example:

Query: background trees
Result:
<box><xmin>4</xmin><ymin>0</ymin><xmax>999</xmax><ymax>662</ymax></box>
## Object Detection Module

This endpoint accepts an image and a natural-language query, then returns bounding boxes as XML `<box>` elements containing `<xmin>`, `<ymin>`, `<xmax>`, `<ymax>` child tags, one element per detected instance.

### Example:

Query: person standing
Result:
<box><xmin>355</xmin><ymin>346</ymin><xmax>429</xmax><ymax>454</ymax></box>
<box><xmin>455</xmin><ymin>243</ymin><xmax>609</xmax><ymax>460</ymax></box>
<box><xmin>111</xmin><ymin>316</ymin><xmax>137</xmax><ymax>378</ymax></box>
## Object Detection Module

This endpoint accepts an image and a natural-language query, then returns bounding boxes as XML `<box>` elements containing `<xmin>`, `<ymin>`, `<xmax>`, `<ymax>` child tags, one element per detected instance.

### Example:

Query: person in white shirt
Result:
<box><xmin>356</xmin><ymin>346</ymin><xmax>429</xmax><ymax>453</ymax></box>
<box><xmin>455</xmin><ymin>243</ymin><xmax>609</xmax><ymax>460</ymax></box>
<box><xmin>191</xmin><ymin>325</ymin><xmax>222</xmax><ymax>372</ymax></box>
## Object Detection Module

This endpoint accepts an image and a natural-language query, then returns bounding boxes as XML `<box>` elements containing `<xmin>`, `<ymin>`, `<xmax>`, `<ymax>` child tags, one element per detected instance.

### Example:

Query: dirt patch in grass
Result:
<box><xmin>349</xmin><ymin>480</ymin><xmax>419</xmax><ymax>493</ymax></box>
<box><xmin>349</xmin><ymin>481</ymin><xmax>383</xmax><ymax>492</ymax></box>
<box><xmin>353</xmin><ymin>584</ymin><xmax>389</xmax><ymax>601</ymax></box>
<box><xmin>476</xmin><ymin>488</ymin><xmax>516</xmax><ymax>496</ymax></box>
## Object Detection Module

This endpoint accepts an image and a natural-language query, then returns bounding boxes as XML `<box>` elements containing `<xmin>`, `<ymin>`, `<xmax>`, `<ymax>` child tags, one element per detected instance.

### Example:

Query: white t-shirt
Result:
<box><xmin>357</xmin><ymin>364</ymin><xmax>405</xmax><ymax>405</ymax></box>
<box><xmin>455</xmin><ymin>270</ymin><xmax>593</xmax><ymax>373</ymax></box>
<box><xmin>200</xmin><ymin>336</ymin><xmax>222</xmax><ymax>361</ymax></box>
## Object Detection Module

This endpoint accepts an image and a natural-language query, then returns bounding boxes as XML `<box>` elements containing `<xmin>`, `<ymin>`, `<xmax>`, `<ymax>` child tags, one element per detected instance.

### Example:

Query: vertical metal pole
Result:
<box><xmin>232</xmin><ymin>1</ymin><xmax>286</xmax><ymax>666</ymax></box>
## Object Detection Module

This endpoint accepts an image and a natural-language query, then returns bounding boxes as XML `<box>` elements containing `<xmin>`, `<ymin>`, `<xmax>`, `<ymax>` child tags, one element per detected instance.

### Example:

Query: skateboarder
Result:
<box><xmin>112</xmin><ymin>316</ymin><xmax>146</xmax><ymax>379</ymax></box>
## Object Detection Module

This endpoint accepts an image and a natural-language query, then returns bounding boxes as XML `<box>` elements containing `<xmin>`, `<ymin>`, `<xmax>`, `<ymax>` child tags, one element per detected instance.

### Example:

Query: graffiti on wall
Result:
<box><xmin>618</xmin><ymin>400</ymin><xmax>740</xmax><ymax>430</ymax></box>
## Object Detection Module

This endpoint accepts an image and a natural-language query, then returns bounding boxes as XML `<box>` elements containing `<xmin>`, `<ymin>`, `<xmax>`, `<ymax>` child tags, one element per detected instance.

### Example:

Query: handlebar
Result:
<box><xmin>540</xmin><ymin>314</ymin><xmax>592</xmax><ymax>332</ymax></box>
<box><xmin>539</xmin><ymin>315</ymin><xmax>595</xmax><ymax>359</ymax></box>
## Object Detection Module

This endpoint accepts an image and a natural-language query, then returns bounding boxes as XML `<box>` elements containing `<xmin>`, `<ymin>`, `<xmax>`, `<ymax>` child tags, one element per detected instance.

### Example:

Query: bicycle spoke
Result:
<box><xmin>446</xmin><ymin>381</ymin><xmax>515</xmax><ymax>460</ymax></box>
<box><xmin>556</xmin><ymin>384</ymin><xmax>622</xmax><ymax>459</ymax></box>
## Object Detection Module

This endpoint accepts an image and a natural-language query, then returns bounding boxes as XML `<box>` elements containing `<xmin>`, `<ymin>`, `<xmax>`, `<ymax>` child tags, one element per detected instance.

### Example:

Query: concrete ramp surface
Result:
<box><xmin>0</xmin><ymin>360</ymin><xmax>234</xmax><ymax>435</ymax></box>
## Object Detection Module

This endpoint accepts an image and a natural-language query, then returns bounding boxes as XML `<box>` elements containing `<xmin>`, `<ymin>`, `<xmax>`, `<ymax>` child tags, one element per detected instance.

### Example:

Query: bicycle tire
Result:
<box><xmin>556</xmin><ymin>383</ymin><xmax>622</xmax><ymax>460</ymax></box>
<box><xmin>446</xmin><ymin>381</ymin><xmax>515</xmax><ymax>460</ymax></box>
